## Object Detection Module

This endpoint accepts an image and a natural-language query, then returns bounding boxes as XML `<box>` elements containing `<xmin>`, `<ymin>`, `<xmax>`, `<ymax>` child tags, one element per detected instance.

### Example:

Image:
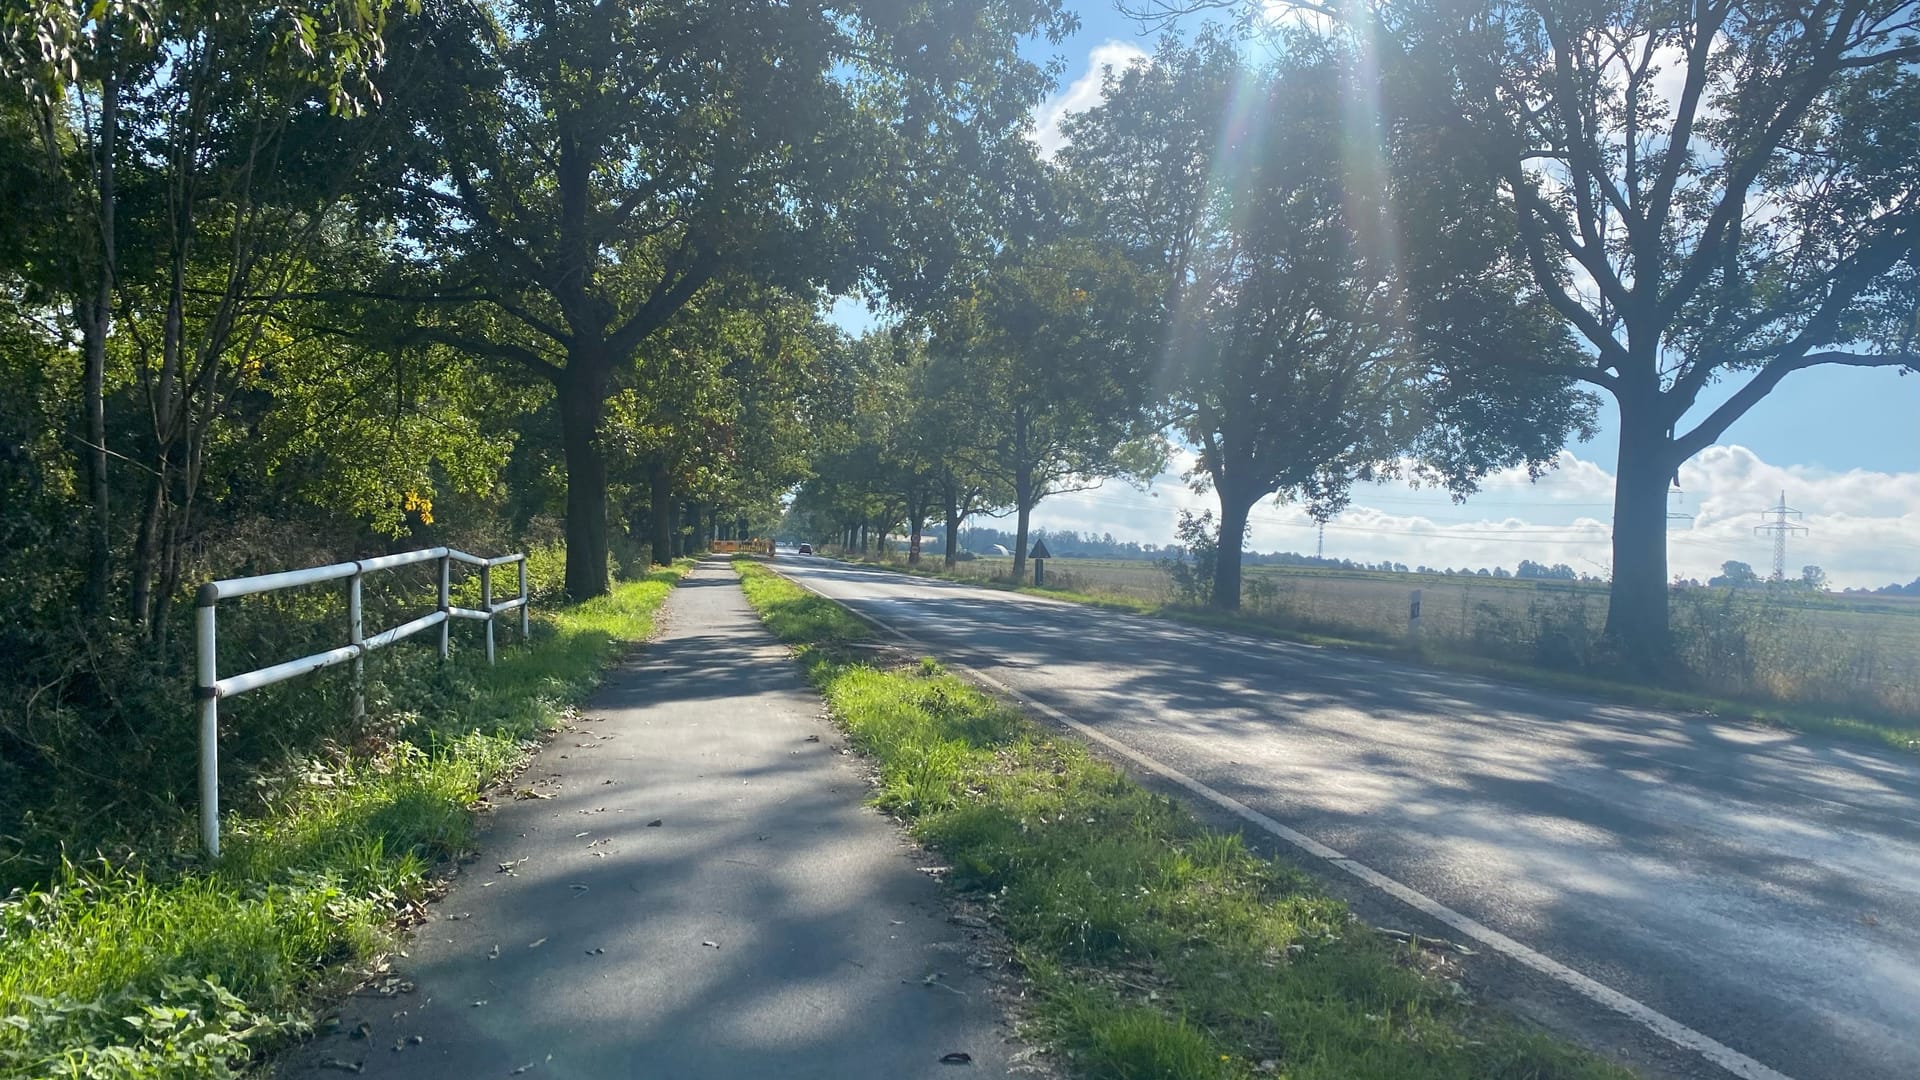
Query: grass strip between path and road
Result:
<box><xmin>0</xmin><ymin>563</ymin><xmax>690</xmax><ymax>1080</ymax></box>
<box><xmin>831</xmin><ymin>554</ymin><xmax>1920</xmax><ymax>757</ymax></box>
<box><xmin>734</xmin><ymin>557</ymin><xmax>1626</xmax><ymax>1080</ymax></box>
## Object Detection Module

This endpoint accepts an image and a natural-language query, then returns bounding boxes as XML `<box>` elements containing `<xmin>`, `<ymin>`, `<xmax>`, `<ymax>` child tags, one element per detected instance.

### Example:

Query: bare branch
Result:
<box><xmin>606</xmin><ymin>243</ymin><xmax>720</xmax><ymax>358</ymax></box>
<box><xmin>1674</xmin><ymin>349</ymin><xmax>1919</xmax><ymax>459</ymax></box>
<box><xmin>407</xmin><ymin>326</ymin><xmax>563</xmax><ymax>380</ymax></box>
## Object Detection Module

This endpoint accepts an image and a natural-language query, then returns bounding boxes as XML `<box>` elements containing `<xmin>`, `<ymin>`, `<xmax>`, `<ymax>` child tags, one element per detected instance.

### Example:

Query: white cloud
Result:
<box><xmin>1029</xmin><ymin>40</ymin><xmax>1149</xmax><ymax>158</ymax></box>
<box><xmin>1672</xmin><ymin>446</ymin><xmax>1920</xmax><ymax>586</ymax></box>
<box><xmin>1018</xmin><ymin>445</ymin><xmax>1920</xmax><ymax>589</ymax></box>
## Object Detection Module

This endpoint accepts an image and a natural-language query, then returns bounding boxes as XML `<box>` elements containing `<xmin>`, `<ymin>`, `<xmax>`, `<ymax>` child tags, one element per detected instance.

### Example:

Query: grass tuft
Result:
<box><xmin>736</xmin><ymin>557</ymin><xmax>1625</xmax><ymax>1080</ymax></box>
<box><xmin>0</xmin><ymin>563</ymin><xmax>689</xmax><ymax>1079</ymax></box>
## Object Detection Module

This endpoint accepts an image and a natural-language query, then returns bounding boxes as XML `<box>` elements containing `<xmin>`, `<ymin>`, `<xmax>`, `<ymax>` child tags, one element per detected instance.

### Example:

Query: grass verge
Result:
<box><xmin>736</xmin><ymin>557</ymin><xmax>1625</xmax><ymax>1080</ymax></box>
<box><xmin>0</xmin><ymin>563</ymin><xmax>689</xmax><ymax>1080</ymax></box>
<box><xmin>827</xmin><ymin>554</ymin><xmax>1920</xmax><ymax>756</ymax></box>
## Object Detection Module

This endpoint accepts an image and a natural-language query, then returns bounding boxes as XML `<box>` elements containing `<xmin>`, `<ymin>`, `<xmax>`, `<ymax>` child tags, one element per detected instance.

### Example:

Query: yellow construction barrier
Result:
<box><xmin>711</xmin><ymin>539</ymin><xmax>773</xmax><ymax>555</ymax></box>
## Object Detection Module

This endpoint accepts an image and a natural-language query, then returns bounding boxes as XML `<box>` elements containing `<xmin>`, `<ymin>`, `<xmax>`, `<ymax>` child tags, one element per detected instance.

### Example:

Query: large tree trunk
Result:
<box><xmin>649</xmin><ymin>458</ymin><xmax>672</xmax><ymax>565</ymax></box>
<box><xmin>1012</xmin><ymin>468</ymin><xmax>1034</xmax><ymax>582</ymax></box>
<box><xmin>943</xmin><ymin>488</ymin><xmax>962</xmax><ymax>570</ymax></box>
<box><xmin>558</xmin><ymin>364</ymin><xmax>611</xmax><ymax>598</ymax></box>
<box><xmin>906</xmin><ymin>495</ymin><xmax>928</xmax><ymax>565</ymax></box>
<box><xmin>1012</xmin><ymin>503</ymin><xmax>1033</xmax><ymax>582</ymax></box>
<box><xmin>1009</xmin><ymin>415</ymin><xmax>1033</xmax><ymax>580</ymax></box>
<box><xmin>1211</xmin><ymin>493</ymin><xmax>1252</xmax><ymax>611</ymax></box>
<box><xmin>1604</xmin><ymin>402</ymin><xmax>1677</xmax><ymax>666</ymax></box>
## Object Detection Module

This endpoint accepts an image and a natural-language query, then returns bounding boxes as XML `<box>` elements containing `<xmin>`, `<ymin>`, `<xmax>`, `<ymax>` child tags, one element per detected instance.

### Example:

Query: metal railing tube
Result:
<box><xmin>192</xmin><ymin>544</ymin><xmax>528</xmax><ymax>857</ymax></box>
<box><xmin>205</xmin><ymin>560</ymin><xmax>359</xmax><ymax>601</ymax></box>
<box><xmin>348</xmin><ymin>569</ymin><xmax>365</xmax><ymax>723</ymax></box>
<box><xmin>438</xmin><ymin>554</ymin><xmax>451</xmax><ymax>659</ymax></box>
<box><xmin>482</xmin><ymin>563</ymin><xmax>495</xmax><ymax>665</ymax></box>
<box><xmin>355</xmin><ymin>547</ymin><xmax>448</xmax><ymax>573</ymax></box>
<box><xmin>361</xmin><ymin>610</ymin><xmax>447</xmax><ymax>652</ymax></box>
<box><xmin>214</xmin><ymin>645</ymin><xmax>361</xmax><ymax>698</ymax></box>
<box><xmin>196</xmin><ymin>598</ymin><xmax>220</xmax><ymax>858</ymax></box>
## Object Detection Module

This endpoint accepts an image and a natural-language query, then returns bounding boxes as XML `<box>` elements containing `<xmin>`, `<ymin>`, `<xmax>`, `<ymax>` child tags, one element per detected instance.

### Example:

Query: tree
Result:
<box><xmin>377</xmin><ymin>0</ymin><xmax>1068</xmax><ymax>598</ymax></box>
<box><xmin>933</xmin><ymin>237</ymin><xmax>1167</xmax><ymax>581</ymax></box>
<box><xmin>1709</xmin><ymin>560</ymin><xmax>1761</xmax><ymax>588</ymax></box>
<box><xmin>590</xmin><ymin>287</ymin><xmax>828</xmax><ymax>563</ymax></box>
<box><xmin>913</xmin><ymin>342</ymin><xmax>1014</xmax><ymax>568</ymax></box>
<box><xmin>1517</xmin><ymin>560</ymin><xmax>1578</xmax><ymax>580</ymax></box>
<box><xmin>3</xmin><ymin>0</ymin><xmax>403</xmax><ymax>616</ymax></box>
<box><xmin>1800</xmin><ymin>565</ymin><xmax>1829</xmax><ymax>591</ymax></box>
<box><xmin>1226</xmin><ymin>0</ymin><xmax>1920</xmax><ymax>659</ymax></box>
<box><xmin>1062</xmin><ymin>32</ymin><xmax>1591</xmax><ymax>609</ymax></box>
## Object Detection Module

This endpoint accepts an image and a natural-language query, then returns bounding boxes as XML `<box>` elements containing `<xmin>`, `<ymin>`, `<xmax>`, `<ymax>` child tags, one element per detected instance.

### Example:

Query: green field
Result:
<box><xmin>896</xmin><ymin>554</ymin><xmax>1920</xmax><ymax>722</ymax></box>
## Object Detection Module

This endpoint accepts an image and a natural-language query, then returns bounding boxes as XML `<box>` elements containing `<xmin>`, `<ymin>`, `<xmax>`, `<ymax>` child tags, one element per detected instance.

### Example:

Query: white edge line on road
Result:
<box><xmin>773</xmin><ymin>563</ymin><xmax>1795</xmax><ymax>1080</ymax></box>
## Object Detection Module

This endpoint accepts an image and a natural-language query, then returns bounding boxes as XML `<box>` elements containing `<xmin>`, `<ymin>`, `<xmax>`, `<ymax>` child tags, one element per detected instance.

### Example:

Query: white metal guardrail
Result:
<box><xmin>194</xmin><ymin>546</ymin><xmax>529</xmax><ymax>856</ymax></box>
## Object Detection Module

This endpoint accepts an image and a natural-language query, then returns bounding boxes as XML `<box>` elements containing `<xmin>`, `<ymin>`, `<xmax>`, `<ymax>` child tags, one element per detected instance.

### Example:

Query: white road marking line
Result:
<box><xmin>780</xmin><ymin>567</ymin><xmax>1796</xmax><ymax>1080</ymax></box>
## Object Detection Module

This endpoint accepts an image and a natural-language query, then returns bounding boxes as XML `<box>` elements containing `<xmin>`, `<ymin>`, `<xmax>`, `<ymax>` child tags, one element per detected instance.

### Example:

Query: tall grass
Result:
<box><xmin>0</xmin><ymin>565</ymin><xmax>687</xmax><ymax>1080</ymax></box>
<box><xmin>736</xmin><ymin>559</ymin><xmax>1624</xmax><ymax>1080</ymax></box>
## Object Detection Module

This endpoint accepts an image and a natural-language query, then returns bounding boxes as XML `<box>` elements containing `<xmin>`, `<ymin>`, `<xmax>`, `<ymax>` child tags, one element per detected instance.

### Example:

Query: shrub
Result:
<box><xmin>1157</xmin><ymin>510</ymin><xmax>1219</xmax><ymax>608</ymax></box>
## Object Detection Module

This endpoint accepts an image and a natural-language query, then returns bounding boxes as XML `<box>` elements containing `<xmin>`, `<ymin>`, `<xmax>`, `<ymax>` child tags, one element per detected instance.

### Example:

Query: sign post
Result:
<box><xmin>1029</xmin><ymin>538</ymin><xmax>1052</xmax><ymax>586</ymax></box>
<box><xmin>1408</xmin><ymin>588</ymin><xmax>1423</xmax><ymax>646</ymax></box>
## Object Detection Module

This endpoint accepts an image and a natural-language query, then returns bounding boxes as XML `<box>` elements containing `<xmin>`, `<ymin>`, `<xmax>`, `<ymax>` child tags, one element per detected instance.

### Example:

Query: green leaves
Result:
<box><xmin>0</xmin><ymin>974</ymin><xmax>295</xmax><ymax>1079</ymax></box>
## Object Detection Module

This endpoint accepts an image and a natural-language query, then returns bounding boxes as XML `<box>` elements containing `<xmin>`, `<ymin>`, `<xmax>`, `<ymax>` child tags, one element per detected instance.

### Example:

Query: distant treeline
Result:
<box><xmin>943</xmin><ymin>526</ymin><xmax>1594</xmax><ymax>582</ymax></box>
<box><xmin>1845</xmin><ymin>577</ymin><xmax>1920</xmax><ymax>597</ymax></box>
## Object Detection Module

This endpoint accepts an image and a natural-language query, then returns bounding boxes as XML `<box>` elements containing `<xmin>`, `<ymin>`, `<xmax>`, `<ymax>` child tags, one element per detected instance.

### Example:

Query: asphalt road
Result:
<box><xmin>772</xmin><ymin>555</ymin><xmax>1920</xmax><ymax>1080</ymax></box>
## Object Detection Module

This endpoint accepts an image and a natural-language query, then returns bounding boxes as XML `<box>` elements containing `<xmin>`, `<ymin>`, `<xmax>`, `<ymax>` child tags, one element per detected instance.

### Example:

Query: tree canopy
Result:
<box><xmin>1056</xmin><ymin>31</ymin><xmax>1593</xmax><ymax>607</ymax></box>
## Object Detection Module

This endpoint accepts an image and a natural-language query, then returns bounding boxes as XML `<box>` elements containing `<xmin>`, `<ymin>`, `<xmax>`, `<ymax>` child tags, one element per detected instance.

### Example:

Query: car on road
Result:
<box><xmin>797</xmin><ymin>543</ymin><xmax>812</xmax><ymax>554</ymax></box>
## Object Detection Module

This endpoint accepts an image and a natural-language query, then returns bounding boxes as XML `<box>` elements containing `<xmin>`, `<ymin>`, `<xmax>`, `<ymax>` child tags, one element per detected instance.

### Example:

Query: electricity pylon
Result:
<box><xmin>1754</xmin><ymin>490</ymin><xmax>1807</xmax><ymax>582</ymax></box>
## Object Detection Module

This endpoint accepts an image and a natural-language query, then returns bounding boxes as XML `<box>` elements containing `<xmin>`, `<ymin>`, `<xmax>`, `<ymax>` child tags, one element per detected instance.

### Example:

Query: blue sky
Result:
<box><xmin>840</xmin><ymin>2</ymin><xmax>1920</xmax><ymax>587</ymax></box>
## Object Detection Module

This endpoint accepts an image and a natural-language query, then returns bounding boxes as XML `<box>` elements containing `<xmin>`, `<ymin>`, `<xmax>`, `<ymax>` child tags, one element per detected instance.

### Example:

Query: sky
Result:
<box><xmin>839</xmin><ymin>2</ymin><xmax>1920</xmax><ymax>590</ymax></box>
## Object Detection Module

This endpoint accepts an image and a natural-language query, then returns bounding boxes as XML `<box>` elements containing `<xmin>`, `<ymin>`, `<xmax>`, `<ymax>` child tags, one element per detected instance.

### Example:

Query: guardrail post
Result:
<box><xmin>196</xmin><ymin>594</ymin><xmax>220</xmax><ymax>858</ymax></box>
<box><xmin>518</xmin><ymin>557</ymin><xmax>529</xmax><ymax>642</ymax></box>
<box><xmin>349</xmin><ymin>567</ymin><xmax>365</xmax><ymax>723</ymax></box>
<box><xmin>482</xmin><ymin>562</ymin><xmax>496</xmax><ymax>665</ymax></box>
<box><xmin>438</xmin><ymin>553</ymin><xmax>451</xmax><ymax>660</ymax></box>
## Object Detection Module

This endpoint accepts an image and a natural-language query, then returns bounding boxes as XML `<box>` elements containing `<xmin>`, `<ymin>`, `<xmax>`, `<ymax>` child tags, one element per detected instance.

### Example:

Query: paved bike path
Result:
<box><xmin>280</xmin><ymin>558</ymin><xmax>1021</xmax><ymax>1078</ymax></box>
